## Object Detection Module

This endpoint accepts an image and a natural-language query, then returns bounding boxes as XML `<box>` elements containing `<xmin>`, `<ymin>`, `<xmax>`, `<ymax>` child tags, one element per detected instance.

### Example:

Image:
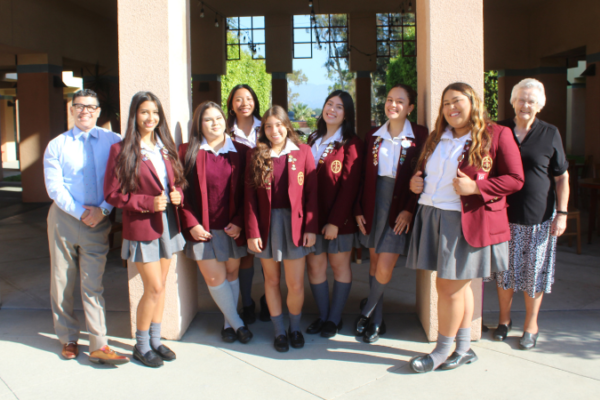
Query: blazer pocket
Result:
<box><xmin>484</xmin><ymin>197</ymin><xmax>506</xmax><ymax>211</ymax></box>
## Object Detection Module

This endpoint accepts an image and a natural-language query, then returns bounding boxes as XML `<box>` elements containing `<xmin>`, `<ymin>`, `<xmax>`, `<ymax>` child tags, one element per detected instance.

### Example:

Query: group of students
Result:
<box><xmin>103</xmin><ymin>81</ymin><xmax>523</xmax><ymax>373</ymax></box>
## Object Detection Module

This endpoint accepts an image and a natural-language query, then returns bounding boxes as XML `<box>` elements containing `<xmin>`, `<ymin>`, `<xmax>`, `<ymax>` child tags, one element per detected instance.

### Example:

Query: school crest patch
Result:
<box><xmin>331</xmin><ymin>160</ymin><xmax>342</xmax><ymax>174</ymax></box>
<box><xmin>297</xmin><ymin>172</ymin><xmax>304</xmax><ymax>185</ymax></box>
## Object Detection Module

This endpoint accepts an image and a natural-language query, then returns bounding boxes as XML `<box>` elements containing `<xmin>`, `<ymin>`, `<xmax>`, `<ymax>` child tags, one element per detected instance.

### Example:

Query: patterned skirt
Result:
<box><xmin>486</xmin><ymin>215</ymin><xmax>557</xmax><ymax>297</ymax></box>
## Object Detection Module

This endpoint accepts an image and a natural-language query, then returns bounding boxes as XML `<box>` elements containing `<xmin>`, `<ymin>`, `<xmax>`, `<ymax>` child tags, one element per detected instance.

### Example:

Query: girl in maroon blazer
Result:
<box><xmin>179</xmin><ymin>101</ymin><xmax>253</xmax><ymax>345</ymax></box>
<box><xmin>407</xmin><ymin>82</ymin><xmax>524</xmax><ymax>373</ymax></box>
<box><xmin>305</xmin><ymin>90</ymin><xmax>363</xmax><ymax>339</ymax></box>
<box><xmin>245</xmin><ymin>105</ymin><xmax>318</xmax><ymax>352</ymax></box>
<box><xmin>104</xmin><ymin>91</ymin><xmax>187</xmax><ymax>368</ymax></box>
<box><xmin>354</xmin><ymin>84</ymin><xmax>428</xmax><ymax>344</ymax></box>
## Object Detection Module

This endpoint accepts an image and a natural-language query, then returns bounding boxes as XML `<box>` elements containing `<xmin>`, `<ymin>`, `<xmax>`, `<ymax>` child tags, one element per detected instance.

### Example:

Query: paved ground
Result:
<box><xmin>0</xmin><ymin>196</ymin><xmax>599</xmax><ymax>399</ymax></box>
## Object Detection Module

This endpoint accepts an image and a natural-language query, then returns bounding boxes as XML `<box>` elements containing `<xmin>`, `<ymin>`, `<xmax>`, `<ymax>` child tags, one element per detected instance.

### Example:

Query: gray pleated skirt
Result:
<box><xmin>313</xmin><ymin>233</ymin><xmax>359</xmax><ymax>256</ymax></box>
<box><xmin>122</xmin><ymin>205</ymin><xmax>186</xmax><ymax>263</ymax></box>
<box><xmin>358</xmin><ymin>176</ymin><xmax>409</xmax><ymax>255</ymax></box>
<box><xmin>185</xmin><ymin>229</ymin><xmax>247</xmax><ymax>262</ymax></box>
<box><xmin>406</xmin><ymin>204</ymin><xmax>509</xmax><ymax>280</ymax></box>
<box><xmin>250</xmin><ymin>208</ymin><xmax>314</xmax><ymax>262</ymax></box>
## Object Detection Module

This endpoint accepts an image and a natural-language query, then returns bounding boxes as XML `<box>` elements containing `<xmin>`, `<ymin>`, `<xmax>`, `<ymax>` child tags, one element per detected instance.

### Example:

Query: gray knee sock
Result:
<box><xmin>430</xmin><ymin>333</ymin><xmax>455</xmax><ymax>370</ymax></box>
<box><xmin>224</xmin><ymin>279</ymin><xmax>241</xmax><ymax>329</ymax></box>
<box><xmin>372</xmin><ymin>293</ymin><xmax>384</xmax><ymax>325</ymax></box>
<box><xmin>289</xmin><ymin>312</ymin><xmax>302</xmax><ymax>333</ymax></box>
<box><xmin>208</xmin><ymin>281</ymin><xmax>244</xmax><ymax>331</ymax></box>
<box><xmin>455</xmin><ymin>327</ymin><xmax>471</xmax><ymax>355</ymax></box>
<box><xmin>149</xmin><ymin>322</ymin><xmax>162</xmax><ymax>349</ymax></box>
<box><xmin>309</xmin><ymin>281</ymin><xmax>330</xmax><ymax>321</ymax></box>
<box><xmin>328</xmin><ymin>281</ymin><xmax>351</xmax><ymax>324</ymax></box>
<box><xmin>271</xmin><ymin>314</ymin><xmax>286</xmax><ymax>337</ymax></box>
<box><xmin>136</xmin><ymin>329</ymin><xmax>151</xmax><ymax>354</ymax></box>
<box><xmin>239</xmin><ymin>266</ymin><xmax>254</xmax><ymax>307</ymax></box>
<box><xmin>363</xmin><ymin>278</ymin><xmax>387</xmax><ymax>319</ymax></box>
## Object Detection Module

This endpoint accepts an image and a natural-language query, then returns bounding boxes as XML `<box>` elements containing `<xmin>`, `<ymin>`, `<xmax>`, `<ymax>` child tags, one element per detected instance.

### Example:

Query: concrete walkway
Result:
<box><xmin>0</xmin><ymin>205</ymin><xmax>599</xmax><ymax>399</ymax></box>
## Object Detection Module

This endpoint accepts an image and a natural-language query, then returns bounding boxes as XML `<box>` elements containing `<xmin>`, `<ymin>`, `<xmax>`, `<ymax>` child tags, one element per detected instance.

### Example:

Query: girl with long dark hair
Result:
<box><xmin>354</xmin><ymin>84</ymin><xmax>428</xmax><ymax>343</ymax></box>
<box><xmin>305</xmin><ymin>90</ymin><xmax>363</xmax><ymax>338</ymax></box>
<box><xmin>104</xmin><ymin>91</ymin><xmax>187</xmax><ymax>368</ymax></box>
<box><xmin>407</xmin><ymin>82</ymin><xmax>524</xmax><ymax>373</ymax></box>
<box><xmin>245</xmin><ymin>105</ymin><xmax>318</xmax><ymax>352</ymax></box>
<box><xmin>225</xmin><ymin>84</ymin><xmax>268</xmax><ymax>324</ymax></box>
<box><xmin>178</xmin><ymin>101</ymin><xmax>253</xmax><ymax>344</ymax></box>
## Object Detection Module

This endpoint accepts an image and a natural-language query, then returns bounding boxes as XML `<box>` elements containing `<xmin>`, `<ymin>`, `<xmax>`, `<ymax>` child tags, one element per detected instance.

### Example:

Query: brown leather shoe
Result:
<box><xmin>62</xmin><ymin>342</ymin><xmax>79</xmax><ymax>360</ymax></box>
<box><xmin>89</xmin><ymin>345</ymin><xmax>130</xmax><ymax>365</ymax></box>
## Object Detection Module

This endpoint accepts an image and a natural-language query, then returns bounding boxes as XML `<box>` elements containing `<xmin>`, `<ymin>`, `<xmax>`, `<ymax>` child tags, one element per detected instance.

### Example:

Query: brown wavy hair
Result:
<box><xmin>249</xmin><ymin>105</ymin><xmax>301</xmax><ymax>188</ymax></box>
<box><xmin>415</xmin><ymin>82</ymin><xmax>492</xmax><ymax>171</ymax></box>
<box><xmin>115</xmin><ymin>91</ymin><xmax>187</xmax><ymax>194</ymax></box>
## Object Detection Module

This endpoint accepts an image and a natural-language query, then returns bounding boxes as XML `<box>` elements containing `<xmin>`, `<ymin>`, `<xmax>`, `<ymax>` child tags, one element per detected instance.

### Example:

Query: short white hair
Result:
<box><xmin>510</xmin><ymin>78</ymin><xmax>546</xmax><ymax>108</ymax></box>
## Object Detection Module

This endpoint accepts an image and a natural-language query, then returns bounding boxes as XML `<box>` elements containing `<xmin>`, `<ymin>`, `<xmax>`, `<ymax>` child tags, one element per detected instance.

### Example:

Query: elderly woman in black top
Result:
<box><xmin>488</xmin><ymin>78</ymin><xmax>569</xmax><ymax>350</ymax></box>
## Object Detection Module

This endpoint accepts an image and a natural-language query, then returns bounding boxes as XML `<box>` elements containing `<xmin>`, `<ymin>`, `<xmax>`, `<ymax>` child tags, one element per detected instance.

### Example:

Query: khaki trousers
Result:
<box><xmin>47</xmin><ymin>203</ymin><xmax>111</xmax><ymax>352</ymax></box>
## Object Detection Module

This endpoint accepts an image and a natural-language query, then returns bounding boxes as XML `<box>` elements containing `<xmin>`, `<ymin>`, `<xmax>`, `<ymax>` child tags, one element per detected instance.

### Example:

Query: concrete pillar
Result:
<box><xmin>566</xmin><ymin>84</ymin><xmax>586</xmax><ymax>156</ymax></box>
<box><xmin>265</xmin><ymin>15</ymin><xmax>293</xmax><ymax>110</ymax></box>
<box><xmin>17</xmin><ymin>53</ymin><xmax>65</xmax><ymax>203</ymax></box>
<box><xmin>0</xmin><ymin>98</ymin><xmax>17</xmax><ymax>162</ymax></box>
<box><xmin>497</xmin><ymin>72</ymin><xmax>526</xmax><ymax>121</ymax></box>
<box><xmin>585</xmin><ymin>53</ymin><xmax>600</xmax><ymax>163</ymax></box>
<box><xmin>349</xmin><ymin>13</ymin><xmax>377</xmax><ymax>137</ymax></box>
<box><xmin>192</xmin><ymin>75</ymin><xmax>221</xmax><ymax>112</ymax></box>
<box><xmin>83</xmin><ymin>77</ymin><xmax>121</xmax><ymax>133</ymax></box>
<box><xmin>118</xmin><ymin>0</ymin><xmax>198</xmax><ymax>340</ymax></box>
<box><xmin>416</xmin><ymin>0</ymin><xmax>484</xmax><ymax>342</ymax></box>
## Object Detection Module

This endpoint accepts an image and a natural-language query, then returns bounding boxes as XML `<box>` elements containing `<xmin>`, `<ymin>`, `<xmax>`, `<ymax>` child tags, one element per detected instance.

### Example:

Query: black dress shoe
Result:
<box><xmin>221</xmin><ymin>327</ymin><xmax>237</xmax><ymax>343</ymax></box>
<box><xmin>236</xmin><ymin>326</ymin><xmax>253</xmax><ymax>344</ymax></box>
<box><xmin>306</xmin><ymin>318</ymin><xmax>325</xmax><ymax>334</ymax></box>
<box><xmin>288</xmin><ymin>329</ymin><xmax>305</xmax><ymax>349</ymax></box>
<box><xmin>519</xmin><ymin>332</ymin><xmax>539</xmax><ymax>350</ymax></box>
<box><xmin>409</xmin><ymin>355</ymin><xmax>434</xmax><ymax>373</ymax></box>
<box><xmin>493</xmin><ymin>320</ymin><xmax>512</xmax><ymax>341</ymax></box>
<box><xmin>363</xmin><ymin>321</ymin><xmax>386</xmax><ymax>343</ymax></box>
<box><xmin>133</xmin><ymin>346</ymin><xmax>163</xmax><ymax>368</ymax></box>
<box><xmin>259</xmin><ymin>295</ymin><xmax>271</xmax><ymax>322</ymax></box>
<box><xmin>151</xmin><ymin>344</ymin><xmax>176</xmax><ymax>361</ymax></box>
<box><xmin>241</xmin><ymin>299</ymin><xmax>256</xmax><ymax>325</ymax></box>
<box><xmin>439</xmin><ymin>349</ymin><xmax>478</xmax><ymax>370</ymax></box>
<box><xmin>354</xmin><ymin>315</ymin><xmax>369</xmax><ymax>336</ymax></box>
<box><xmin>274</xmin><ymin>334</ymin><xmax>289</xmax><ymax>352</ymax></box>
<box><xmin>320</xmin><ymin>320</ymin><xmax>343</xmax><ymax>338</ymax></box>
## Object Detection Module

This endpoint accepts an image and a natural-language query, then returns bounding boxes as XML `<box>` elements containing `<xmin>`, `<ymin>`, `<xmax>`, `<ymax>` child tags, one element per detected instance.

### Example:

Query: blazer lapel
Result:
<box><xmin>229</xmin><ymin>150</ymin><xmax>240</xmax><ymax>190</ymax></box>
<box><xmin>142</xmin><ymin>159</ymin><xmax>163</xmax><ymax>190</ymax></box>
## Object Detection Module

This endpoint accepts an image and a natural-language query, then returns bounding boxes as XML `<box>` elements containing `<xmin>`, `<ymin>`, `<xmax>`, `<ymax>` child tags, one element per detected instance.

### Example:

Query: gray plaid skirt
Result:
<box><xmin>313</xmin><ymin>233</ymin><xmax>359</xmax><ymax>256</ymax></box>
<box><xmin>122</xmin><ymin>205</ymin><xmax>186</xmax><ymax>263</ymax></box>
<box><xmin>358</xmin><ymin>176</ymin><xmax>409</xmax><ymax>255</ymax></box>
<box><xmin>405</xmin><ymin>204</ymin><xmax>509</xmax><ymax>280</ymax></box>
<box><xmin>249</xmin><ymin>208</ymin><xmax>314</xmax><ymax>262</ymax></box>
<box><xmin>185</xmin><ymin>229</ymin><xmax>247</xmax><ymax>262</ymax></box>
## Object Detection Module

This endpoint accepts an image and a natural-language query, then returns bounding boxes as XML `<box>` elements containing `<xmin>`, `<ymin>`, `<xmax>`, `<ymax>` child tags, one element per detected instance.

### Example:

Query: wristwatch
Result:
<box><xmin>101</xmin><ymin>208</ymin><xmax>110</xmax><ymax>216</ymax></box>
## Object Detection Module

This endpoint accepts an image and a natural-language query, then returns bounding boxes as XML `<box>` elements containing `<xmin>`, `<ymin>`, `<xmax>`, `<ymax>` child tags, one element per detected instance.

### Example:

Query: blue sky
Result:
<box><xmin>290</xmin><ymin>46</ymin><xmax>334</xmax><ymax>109</ymax></box>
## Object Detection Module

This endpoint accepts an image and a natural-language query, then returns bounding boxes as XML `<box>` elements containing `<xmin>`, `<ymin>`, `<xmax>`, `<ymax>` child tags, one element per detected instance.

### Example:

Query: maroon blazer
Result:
<box><xmin>178</xmin><ymin>141</ymin><xmax>249</xmax><ymax>246</ymax></box>
<box><xmin>104</xmin><ymin>142</ymin><xmax>184</xmax><ymax>242</ymax></box>
<box><xmin>244</xmin><ymin>143</ymin><xmax>319</xmax><ymax>247</ymax></box>
<box><xmin>354</xmin><ymin>122</ymin><xmax>429</xmax><ymax>234</ymax></box>
<box><xmin>314</xmin><ymin>136</ymin><xmax>364</xmax><ymax>234</ymax></box>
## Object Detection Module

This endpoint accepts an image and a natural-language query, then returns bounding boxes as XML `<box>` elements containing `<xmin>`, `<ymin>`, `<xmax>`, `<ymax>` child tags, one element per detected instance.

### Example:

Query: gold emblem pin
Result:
<box><xmin>297</xmin><ymin>172</ymin><xmax>304</xmax><ymax>186</ymax></box>
<box><xmin>331</xmin><ymin>160</ymin><xmax>342</xmax><ymax>174</ymax></box>
<box><xmin>482</xmin><ymin>156</ymin><xmax>493</xmax><ymax>173</ymax></box>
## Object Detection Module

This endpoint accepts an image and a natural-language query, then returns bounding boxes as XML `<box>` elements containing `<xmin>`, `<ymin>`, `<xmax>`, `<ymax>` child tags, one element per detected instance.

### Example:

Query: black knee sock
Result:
<box><xmin>328</xmin><ymin>281</ymin><xmax>351</xmax><ymax>324</ymax></box>
<box><xmin>309</xmin><ymin>281</ymin><xmax>330</xmax><ymax>321</ymax></box>
<box><xmin>362</xmin><ymin>278</ymin><xmax>387</xmax><ymax>320</ymax></box>
<box><xmin>238</xmin><ymin>266</ymin><xmax>254</xmax><ymax>308</ymax></box>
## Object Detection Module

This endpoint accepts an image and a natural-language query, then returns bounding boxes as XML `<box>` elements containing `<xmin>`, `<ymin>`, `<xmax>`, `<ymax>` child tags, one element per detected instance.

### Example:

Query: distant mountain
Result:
<box><xmin>290</xmin><ymin>83</ymin><xmax>330</xmax><ymax>109</ymax></box>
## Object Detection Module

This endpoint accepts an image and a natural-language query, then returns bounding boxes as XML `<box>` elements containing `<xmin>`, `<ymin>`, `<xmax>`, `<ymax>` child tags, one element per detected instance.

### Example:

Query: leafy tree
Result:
<box><xmin>384</xmin><ymin>26</ymin><xmax>417</xmax><ymax>123</ymax></box>
<box><xmin>484</xmin><ymin>70</ymin><xmax>498</xmax><ymax>121</ymax></box>
<box><xmin>222</xmin><ymin>32</ymin><xmax>271</xmax><ymax>114</ymax></box>
<box><xmin>290</xmin><ymin>103</ymin><xmax>313</xmax><ymax>121</ymax></box>
<box><xmin>287</xmin><ymin>70</ymin><xmax>308</xmax><ymax>106</ymax></box>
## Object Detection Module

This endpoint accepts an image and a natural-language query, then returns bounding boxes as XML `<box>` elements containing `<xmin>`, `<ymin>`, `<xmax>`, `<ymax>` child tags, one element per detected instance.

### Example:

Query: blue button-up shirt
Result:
<box><xmin>43</xmin><ymin>126</ymin><xmax>122</xmax><ymax>219</ymax></box>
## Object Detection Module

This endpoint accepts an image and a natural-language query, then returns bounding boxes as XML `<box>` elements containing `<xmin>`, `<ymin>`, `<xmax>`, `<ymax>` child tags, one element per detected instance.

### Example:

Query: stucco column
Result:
<box><xmin>16</xmin><ymin>54</ymin><xmax>65</xmax><ymax>203</ymax></box>
<box><xmin>271</xmin><ymin>73</ymin><xmax>288</xmax><ymax>110</ymax></box>
<box><xmin>497</xmin><ymin>71</ymin><xmax>526</xmax><ymax>121</ymax></box>
<box><xmin>416</xmin><ymin>0</ymin><xmax>484</xmax><ymax>342</ymax></box>
<box><xmin>266</xmin><ymin>15</ymin><xmax>293</xmax><ymax>110</ymax></box>
<box><xmin>585</xmin><ymin>52</ymin><xmax>600</xmax><ymax>162</ymax></box>
<box><xmin>0</xmin><ymin>98</ymin><xmax>17</xmax><ymax>163</ymax></box>
<box><xmin>192</xmin><ymin>75</ymin><xmax>221</xmax><ymax>111</ymax></box>
<box><xmin>191</xmin><ymin>15</ymin><xmax>225</xmax><ymax>111</ymax></box>
<box><xmin>118</xmin><ymin>0</ymin><xmax>197</xmax><ymax>340</ymax></box>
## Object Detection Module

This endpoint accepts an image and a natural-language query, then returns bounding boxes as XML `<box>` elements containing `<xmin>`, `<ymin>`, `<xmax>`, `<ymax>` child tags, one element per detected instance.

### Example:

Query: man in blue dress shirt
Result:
<box><xmin>43</xmin><ymin>89</ymin><xmax>128</xmax><ymax>365</ymax></box>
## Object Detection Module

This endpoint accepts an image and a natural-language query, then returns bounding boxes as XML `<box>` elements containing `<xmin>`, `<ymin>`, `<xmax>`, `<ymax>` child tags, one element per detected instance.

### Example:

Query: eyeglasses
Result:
<box><xmin>73</xmin><ymin>103</ymin><xmax>100</xmax><ymax>112</ymax></box>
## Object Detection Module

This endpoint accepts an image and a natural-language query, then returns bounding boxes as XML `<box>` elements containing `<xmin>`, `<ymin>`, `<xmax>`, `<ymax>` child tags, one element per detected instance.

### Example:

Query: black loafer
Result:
<box><xmin>150</xmin><ymin>344</ymin><xmax>176</xmax><ymax>361</ymax></box>
<box><xmin>306</xmin><ymin>318</ymin><xmax>325</xmax><ymax>334</ymax></box>
<box><xmin>259</xmin><ymin>295</ymin><xmax>271</xmax><ymax>322</ymax></box>
<box><xmin>493</xmin><ymin>320</ymin><xmax>512</xmax><ymax>341</ymax></box>
<box><xmin>221</xmin><ymin>327</ymin><xmax>237</xmax><ymax>343</ymax></box>
<box><xmin>354</xmin><ymin>315</ymin><xmax>369</xmax><ymax>336</ymax></box>
<box><xmin>241</xmin><ymin>300</ymin><xmax>256</xmax><ymax>325</ymax></box>
<box><xmin>288</xmin><ymin>329</ymin><xmax>305</xmax><ymax>349</ymax></box>
<box><xmin>363</xmin><ymin>321</ymin><xmax>386</xmax><ymax>343</ymax></box>
<box><xmin>409</xmin><ymin>355</ymin><xmax>434</xmax><ymax>373</ymax></box>
<box><xmin>439</xmin><ymin>349</ymin><xmax>478</xmax><ymax>370</ymax></box>
<box><xmin>133</xmin><ymin>346</ymin><xmax>164</xmax><ymax>368</ymax></box>
<box><xmin>236</xmin><ymin>326</ymin><xmax>253</xmax><ymax>344</ymax></box>
<box><xmin>320</xmin><ymin>320</ymin><xmax>343</xmax><ymax>338</ymax></box>
<box><xmin>519</xmin><ymin>332</ymin><xmax>539</xmax><ymax>350</ymax></box>
<box><xmin>274</xmin><ymin>334</ymin><xmax>289</xmax><ymax>352</ymax></box>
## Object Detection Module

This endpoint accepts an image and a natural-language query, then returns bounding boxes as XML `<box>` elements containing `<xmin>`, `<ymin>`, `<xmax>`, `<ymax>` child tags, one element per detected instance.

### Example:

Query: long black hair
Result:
<box><xmin>183</xmin><ymin>101</ymin><xmax>227</xmax><ymax>177</ymax></box>
<box><xmin>308</xmin><ymin>90</ymin><xmax>356</xmax><ymax>146</ymax></box>
<box><xmin>115</xmin><ymin>91</ymin><xmax>187</xmax><ymax>194</ymax></box>
<box><xmin>226</xmin><ymin>84</ymin><xmax>262</xmax><ymax>133</ymax></box>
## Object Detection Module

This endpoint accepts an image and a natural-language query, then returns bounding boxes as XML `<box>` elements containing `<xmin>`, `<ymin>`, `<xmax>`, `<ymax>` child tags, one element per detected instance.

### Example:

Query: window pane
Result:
<box><xmin>294</xmin><ymin>14</ymin><xmax>311</xmax><ymax>28</ymax></box>
<box><xmin>239</xmin><ymin>17</ymin><xmax>252</xmax><ymax>29</ymax></box>
<box><xmin>294</xmin><ymin>28</ymin><xmax>311</xmax><ymax>43</ymax></box>
<box><xmin>294</xmin><ymin>43</ymin><xmax>312</xmax><ymax>58</ymax></box>
<box><xmin>252</xmin><ymin>16</ymin><xmax>265</xmax><ymax>29</ymax></box>
<box><xmin>227</xmin><ymin>17</ymin><xmax>238</xmax><ymax>30</ymax></box>
<box><xmin>253</xmin><ymin>29</ymin><xmax>265</xmax><ymax>44</ymax></box>
<box><xmin>404</xmin><ymin>26</ymin><xmax>416</xmax><ymax>40</ymax></box>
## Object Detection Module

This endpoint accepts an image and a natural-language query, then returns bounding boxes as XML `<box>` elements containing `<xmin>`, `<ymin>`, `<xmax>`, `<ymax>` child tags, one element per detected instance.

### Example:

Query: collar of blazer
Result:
<box><xmin>142</xmin><ymin>154</ymin><xmax>175</xmax><ymax>192</ymax></box>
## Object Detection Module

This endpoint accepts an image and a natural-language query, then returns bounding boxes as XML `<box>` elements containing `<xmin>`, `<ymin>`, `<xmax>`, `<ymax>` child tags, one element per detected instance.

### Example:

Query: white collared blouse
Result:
<box><xmin>373</xmin><ymin>121</ymin><xmax>415</xmax><ymax>179</ymax></box>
